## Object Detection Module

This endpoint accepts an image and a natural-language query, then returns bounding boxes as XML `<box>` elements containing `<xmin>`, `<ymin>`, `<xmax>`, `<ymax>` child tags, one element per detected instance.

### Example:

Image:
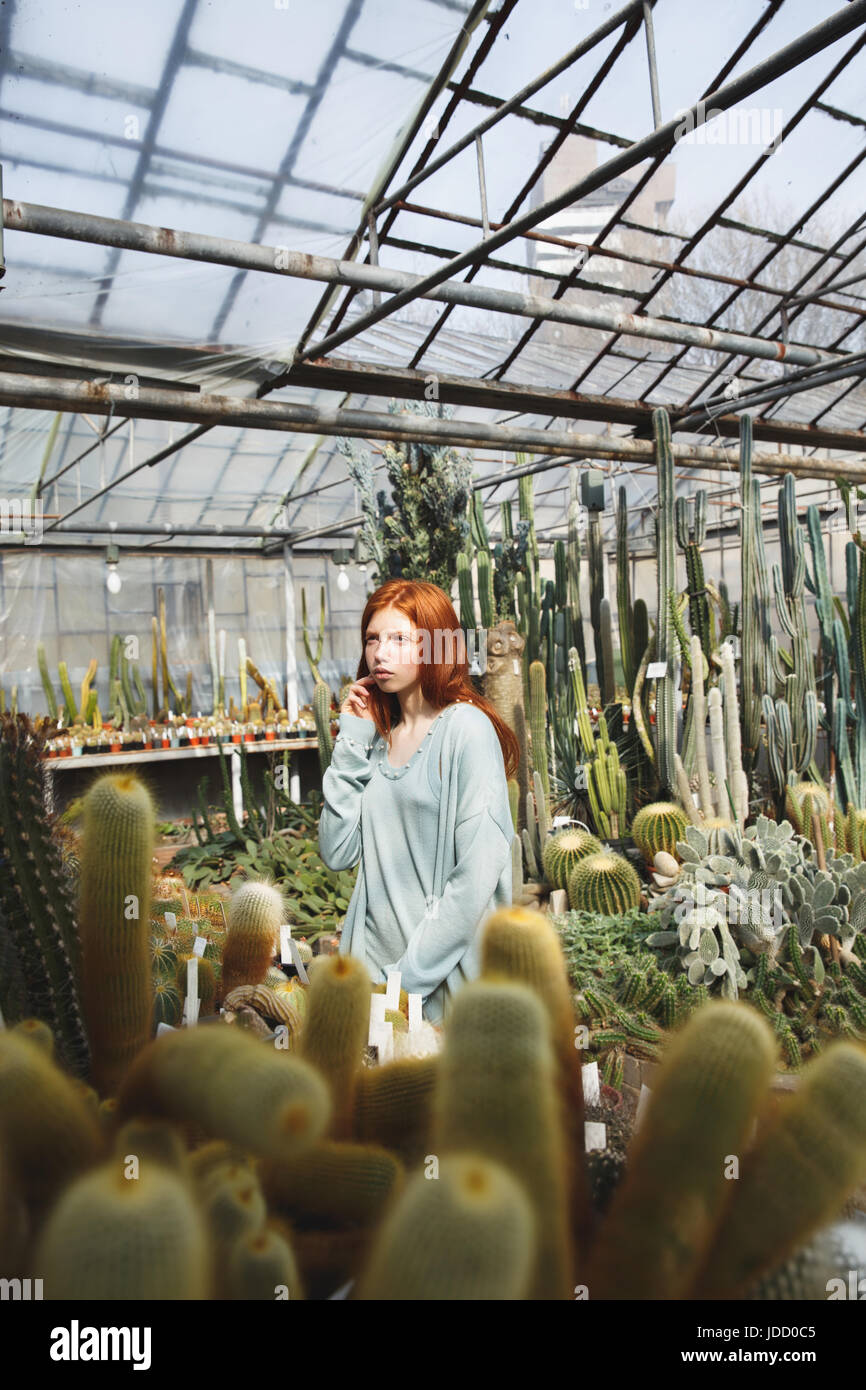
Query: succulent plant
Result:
<box><xmin>541</xmin><ymin>827</ymin><xmax>601</xmax><ymax>891</ymax></box>
<box><xmin>630</xmin><ymin>802</ymin><xmax>688</xmax><ymax>865</ymax></box>
<box><xmin>568</xmin><ymin>851</ymin><xmax>642</xmax><ymax>915</ymax></box>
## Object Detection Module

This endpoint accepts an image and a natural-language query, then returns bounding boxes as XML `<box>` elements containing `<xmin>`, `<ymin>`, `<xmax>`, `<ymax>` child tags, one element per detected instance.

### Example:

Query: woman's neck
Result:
<box><xmin>393</xmin><ymin>686</ymin><xmax>440</xmax><ymax>735</ymax></box>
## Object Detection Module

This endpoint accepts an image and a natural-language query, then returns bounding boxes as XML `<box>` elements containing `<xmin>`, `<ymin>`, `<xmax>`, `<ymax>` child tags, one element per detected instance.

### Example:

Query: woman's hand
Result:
<box><xmin>340</xmin><ymin>675</ymin><xmax>377</xmax><ymax>720</ymax></box>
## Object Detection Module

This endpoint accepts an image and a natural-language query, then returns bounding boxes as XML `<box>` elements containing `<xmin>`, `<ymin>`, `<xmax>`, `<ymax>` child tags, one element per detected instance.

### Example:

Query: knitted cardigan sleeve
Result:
<box><xmin>317</xmin><ymin>711</ymin><xmax>378</xmax><ymax>872</ymax></box>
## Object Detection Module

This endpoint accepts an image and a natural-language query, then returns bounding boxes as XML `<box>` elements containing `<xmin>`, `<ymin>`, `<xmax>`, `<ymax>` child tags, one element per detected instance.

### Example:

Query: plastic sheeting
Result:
<box><xmin>0</xmin><ymin>546</ymin><xmax>369</xmax><ymax>719</ymax></box>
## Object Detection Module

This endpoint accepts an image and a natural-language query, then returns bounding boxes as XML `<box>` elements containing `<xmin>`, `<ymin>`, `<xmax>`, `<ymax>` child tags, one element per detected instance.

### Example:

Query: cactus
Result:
<box><xmin>261</xmin><ymin>1141</ymin><xmax>404</xmax><ymax>1230</ymax></box>
<box><xmin>0</xmin><ymin>1030</ymin><xmax>103</xmax><ymax>1214</ymax></box>
<box><xmin>653</xmin><ymin>407</ymin><xmax>678</xmax><ymax>794</ymax></box>
<box><xmin>37</xmin><ymin>642</ymin><xmax>58</xmax><ymax>718</ymax></box>
<box><xmin>477</xmin><ymin>549</ymin><xmax>495</xmax><ymax>630</ymax></box>
<box><xmin>522</xmin><ymin>768</ymin><xmax>551</xmax><ymax>882</ymax></box>
<box><xmin>616</xmin><ymin>485</ymin><xmax>636</xmax><ymax>694</ymax></box>
<box><xmin>300</xmin><ymin>586</ymin><xmax>326</xmax><ymax>688</ymax></box>
<box><xmin>433</xmin><ymin>978</ymin><xmax>572</xmax><ymax>1300</ymax></box>
<box><xmin>176</xmin><ymin>955</ymin><xmax>216</xmax><ymax>1016</ymax></box>
<box><xmin>584</xmin><ymin>1002</ymin><xmax>777</xmax><ymax>1299</ymax></box>
<box><xmin>226</xmin><ymin>1225</ymin><xmax>305</xmax><ymax>1300</ymax></box>
<box><xmin>37</xmin><ymin>1159</ymin><xmax>210</xmax><ymax>1300</ymax></box>
<box><xmin>694</xmin><ymin>1041</ymin><xmax>866</xmax><ymax>1297</ymax></box>
<box><xmin>630</xmin><ymin>802</ymin><xmax>688</xmax><ymax>865</ymax></box>
<box><xmin>586</xmin><ymin>715</ymin><xmax>627</xmax><ymax>839</ymax></box>
<box><xmin>117</xmin><ymin>1025</ymin><xmax>330</xmax><ymax>1160</ymax></box>
<box><xmin>313</xmin><ymin>680</ymin><xmax>334</xmax><ymax>774</ymax></box>
<box><xmin>299</xmin><ymin>953</ymin><xmax>372</xmax><ymax>1140</ymax></box>
<box><xmin>79</xmin><ymin>772</ymin><xmax>155</xmax><ymax>1096</ymax></box>
<box><xmin>528</xmin><ymin>660</ymin><xmax>549</xmax><ymax>800</ymax></box>
<box><xmin>566</xmin><ymin>469</ymin><xmax>586</xmax><ymax>671</ymax></box>
<box><xmin>457</xmin><ymin>548</ymin><xmax>475</xmax><ymax>630</ymax></box>
<box><xmin>157</xmin><ymin>587</ymin><xmax>184</xmax><ymax>713</ymax></box>
<box><xmin>113</xmin><ymin>1116</ymin><xmax>188</xmax><ymax>1174</ymax></box>
<box><xmin>201</xmin><ymin>1166</ymin><xmax>267</xmax><ymax>1258</ymax></box>
<box><xmin>568</xmin><ymin>850</ymin><xmax>641</xmax><ymax>915</ymax></box>
<box><xmin>675</xmin><ymin>489</ymin><xmax>711</xmax><ymax>660</ymax></box>
<box><xmin>220</xmin><ymin>879</ymin><xmax>284</xmax><ymax>998</ymax></box>
<box><xmin>541</xmin><ymin>827</ymin><xmax>602</xmax><ymax>890</ymax></box>
<box><xmin>353</xmin><ymin>1056</ymin><xmax>438</xmax><ymax>1168</ymax></box>
<box><xmin>357</xmin><ymin>1154</ymin><xmax>535</xmax><ymax>1301</ymax></box>
<box><xmin>0</xmin><ymin>714</ymin><xmax>90</xmax><ymax>1076</ymax></box>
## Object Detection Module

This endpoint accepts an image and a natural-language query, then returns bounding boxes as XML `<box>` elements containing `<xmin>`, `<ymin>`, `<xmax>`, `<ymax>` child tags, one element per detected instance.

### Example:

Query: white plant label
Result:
<box><xmin>384</xmin><ymin>970</ymin><xmax>401</xmax><ymax>1010</ymax></box>
<box><xmin>634</xmin><ymin>1083</ymin><xmax>653</xmax><ymax>1133</ymax></box>
<box><xmin>192</xmin><ymin>936</ymin><xmax>207</xmax><ymax>958</ymax></box>
<box><xmin>647</xmin><ymin>661</ymin><xmax>668</xmax><ymax>679</ymax></box>
<box><xmin>289</xmin><ymin>938</ymin><xmax>309</xmax><ymax>984</ymax></box>
<box><xmin>368</xmin><ymin>992</ymin><xmax>387</xmax><ymax>1047</ymax></box>
<box><xmin>164</xmin><ymin>911</ymin><xmax>177</xmax><ymax>930</ymax></box>
<box><xmin>408</xmin><ymin>993</ymin><xmax>423</xmax><ymax>1032</ymax></box>
<box><xmin>156</xmin><ymin>1021</ymin><xmax>176</xmax><ymax>1036</ymax></box>
<box><xmin>581</xmin><ymin>1060</ymin><xmax>601</xmax><ymax>1106</ymax></box>
<box><xmin>183</xmin><ymin>956</ymin><xmax>199</xmax><ymax>1027</ymax></box>
<box><xmin>279</xmin><ymin>924</ymin><xmax>292</xmax><ymax>964</ymax></box>
<box><xmin>584</xmin><ymin>1121</ymin><xmax>607</xmax><ymax>1153</ymax></box>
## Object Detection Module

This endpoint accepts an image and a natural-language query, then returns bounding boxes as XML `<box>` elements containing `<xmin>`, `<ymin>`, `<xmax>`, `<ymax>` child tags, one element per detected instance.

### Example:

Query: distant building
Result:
<box><xmin>526</xmin><ymin>134</ymin><xmax>676</xmax><ymax>344</ymax></box>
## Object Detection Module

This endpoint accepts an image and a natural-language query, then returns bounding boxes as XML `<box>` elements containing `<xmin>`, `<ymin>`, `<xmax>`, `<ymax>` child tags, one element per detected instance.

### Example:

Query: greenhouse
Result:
<box><xmin>1</xmin><ymin>0</ymin><xmax>866</xmax><ymax>1325</ymax></box>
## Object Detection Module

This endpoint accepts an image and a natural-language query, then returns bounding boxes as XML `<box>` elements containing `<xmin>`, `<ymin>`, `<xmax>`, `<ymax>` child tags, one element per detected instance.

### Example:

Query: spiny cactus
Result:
<box><xmin>653</xmin><ymin>407</ymin><xmax>678</xmax><ymax>794</ymax></box>
<box><xmin>630</xmin><ymin>802</ymin><xmax>688</xmax><ymax>866</ymax></box>
<box><xmin>568</xmin><ymin>850</ymin><xmax>641</xmax><ymax>915</ymax></box>
<box><xmin>261</xmin><ymin>1141</ymin><xmax>403</xmax><ymax>1230</ymax></box>
<box><xmin>36</xmin><ymin>1159</ymin><xmax>211</xmax><ymax>1300</ymax></box>
<box><xmin>541</xmin><ymin>827</ymin><xmax>602</xmax><ymax>891</ymax></box>
<box><xmin>694</xmin><ymin>1040</ymin><xmax>866</xmax><ymax>1297</ymax></box>
<box><xmin>0</xmin><ymin>714</ymin><xmax>90</xmax><ymax>1076</ymax></box>
<box><xmin>352</xmin><ymin>1056</ymin><xmax>438</xmax><ymax>1168</ymax></box>
<box><xmin>433</xmin><ymin>978</ymin><xmax>573</xmax><ymax>1300</ymax></box>
<box><xmin>226</xmin><ymin>1225</ymin><xmax>305</xmax><ymax>1300</ymax></box>
<box><xmin>176</xmin><ymin>955</ymin><xmax>217</xmax><ymax>1017</ymax></box>
<box><xmin>357</xmin><ymin>1154</ymin><xmax>535</xmax><ymax>1301</ymax></box>
<box><xmin>117</xmin><ymin>1024</ymin><xmax>330</xmax><ymax>1160</ymax></box>
<box><xmin>0</xmin><ymin>1029</ymin><xmax>103</xmax><ymax>1214</ymax></box>
<box><xmin>584</xmin><ymin>1002</ymin><xmax>777</xmax><ymax>1299</ymax></box>
<box><xmin>586</xmin><ymin>714</ymin><xmax>627</xmax><ymax>839</ymax></box>
<box><xmin>299</xmin><ymin>953</ymin><xmax>372</xmax><ymax>1139</ymax></box>
<box><xmin>528</xmin><ymin>660</ymin><xmax>549</xmax><ymax>800</ymax></box>
<box><xmin>313</xmin><ymin>680</ymin><xmax>334</xmax><ymax>775</ymax></box>
<box><xmin>221</xmin><ymin>879</ymin><xmax>284</xmax><ymax>998</ymax></box>
<box><xmin>79</xmin><ymin>771</ymin><xmax>155</xmax><ymax>1095</ymax></box>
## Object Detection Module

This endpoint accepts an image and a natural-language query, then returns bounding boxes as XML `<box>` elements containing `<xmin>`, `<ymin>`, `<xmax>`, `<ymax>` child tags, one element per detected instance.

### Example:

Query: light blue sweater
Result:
<box><xmin>318</xmin><ymin>701</ymin><xmax>515</xmax><ymax>1023</ymax></box>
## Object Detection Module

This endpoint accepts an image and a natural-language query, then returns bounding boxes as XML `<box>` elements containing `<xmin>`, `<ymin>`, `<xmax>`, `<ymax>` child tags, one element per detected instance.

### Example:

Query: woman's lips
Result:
<box><xmin>374</xmin><ymin>670</ymin><xmax>392</xmax><ymax>677</ymax></box>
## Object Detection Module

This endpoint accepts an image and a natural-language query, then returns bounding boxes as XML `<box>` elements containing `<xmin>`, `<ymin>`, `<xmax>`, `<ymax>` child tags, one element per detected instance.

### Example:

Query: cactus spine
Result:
<box><xmin>528</xmin><ymin>660</ymin><xmax>549</xmax><ymax>800</ymax></box>
<box><xmin>313</xmin><ymin>680</ymin><xmax>334</xmax><ymax>774</ymax></box>
<box><xmin>630</xmin><ymin>802</ymin><xmax>688</xmax><ymax>865</ymax></box>
<box><xmin>79</xmin><ymin>772</ymin><xmax>155</xmax><ymax>1096</ymax></box>
<box><xmin>586</xmin><ymin>714</ymin><xmax>627</xmax><ymax>839</ymax></box>
<box><xmin>541</xmin><ymin>827</ymin><xmax>601</xmax><ymax>890</ymax></box>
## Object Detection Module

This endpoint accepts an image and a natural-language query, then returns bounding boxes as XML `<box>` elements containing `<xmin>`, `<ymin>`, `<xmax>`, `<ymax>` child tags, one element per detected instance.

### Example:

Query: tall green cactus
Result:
<box><xmin>586</xmin><ymin>714</ymin><xmax>627</xmax><ymax>838</ymax></box>
<box><xmin>0</xmin><ymin>715</ymin><xmax>90</xmax><ymax>1077</ymax></box>
<box><xmin>528</xmin><ymin>660</ymin><xmax>549</xmax><ymax>800</ymax></box>
<box><xmin>675</xmin><ymin>489</ymin><xmax>710</xmax><ymax>660</ymax></box>
<box><xmin>567</xmin><ymin>469</ymin><xmax>586</xmax><ymax>671</ymax></box>
<box><xmin>313</xmin><ymin>680</ymin><xmax>334</xmax><ymax>775</ymax></box>
<box><xmin>79</xmin><ymin>772</ymin><xmax>155</xmax><ymax>1096</ymax></box>
<box><xmin>653</xmin><ymin>408</ymin><xmax>678</xmax><ymax>794</ymax></box>
<box><xmin>616</xmin><ymin>487</ymin><xmax>635</xmax><ymax>694</ymax></box>
<box><xmin>37</xmin><ymin>643</ymin><xmax>58</xmax><ymax>719</ymax></box>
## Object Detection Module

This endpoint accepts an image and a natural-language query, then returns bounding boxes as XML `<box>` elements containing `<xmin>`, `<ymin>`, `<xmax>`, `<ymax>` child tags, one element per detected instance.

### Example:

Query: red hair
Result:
<box><xmin>356</xmin><ymin>579</ymin><xmax>520</xmax><ymax>781</ymax></box>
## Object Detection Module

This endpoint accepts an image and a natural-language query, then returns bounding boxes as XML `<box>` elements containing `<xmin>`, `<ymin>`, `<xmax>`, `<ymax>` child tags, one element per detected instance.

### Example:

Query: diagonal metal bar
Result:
<box><xmin>297</xmin><ymin>1</ymin><xmax>866</xmax><ymax>365</ymax></box>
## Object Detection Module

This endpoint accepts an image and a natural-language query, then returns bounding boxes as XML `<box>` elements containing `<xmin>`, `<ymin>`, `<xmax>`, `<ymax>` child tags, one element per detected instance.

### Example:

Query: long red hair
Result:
<box><xmin>355</xmin><ymin>579</ymin><xmax>520</xmax><ymax>781</ymax></box>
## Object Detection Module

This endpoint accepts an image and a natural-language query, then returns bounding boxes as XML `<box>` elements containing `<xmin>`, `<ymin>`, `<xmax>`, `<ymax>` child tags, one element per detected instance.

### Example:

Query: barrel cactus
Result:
<box><xmin>567</xmin><ymin>851</ymin><xmax>642</xmax><ymax>914</ymax></box>
<box><xmin>541</xmin><ymin>827</ymin><xmax>601</xmax><ymax>891</ymax></box>
<box><xmin>630</xmin><ymin>802</ymin><xmax>688</xmax><ymax>866</ymax></box>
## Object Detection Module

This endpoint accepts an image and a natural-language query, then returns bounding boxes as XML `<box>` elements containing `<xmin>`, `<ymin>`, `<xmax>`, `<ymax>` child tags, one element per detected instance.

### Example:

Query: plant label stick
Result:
<box><xmin>408</xmin><ymin>993</ymin><xmax>423</xmax><ymax>1032</ymax></box>
<box><xmin>289</xmin><ymin>938</ymin><xmax>309</xmax><ymax>984</ymax></box>
<box><xmin>384</xmin><ymin>970</ymin><xmax>401</xmax><ymax>1009</ymax></box>
<box><xmin>581</xmin><ymin>1060</ymin><xmax>601</xmax><ymax>1106</ymax></box>
<box><xmin>164</xmin><ymin>911</ymin><xmax>177</xmax><ymax>931</ymax></box>
<box><xmin>647</xmin><ymin>661</ymin><xmax>668</xmax><ymax>679</ymax></box>
<box><xmin>184</xmin><ymin>956</ymin><xmax>199</xmax><ymax>1027</ymax></box>
<box><xmin>192</xmin><ymin>936</ymin><xmax>207</xmax><ymax>958</ymax></box>
<box><xmin>634</xmin><ymin>1083</ymin><xmax>653</xmax><ymax>1133</ymax></box>
<box><xmin>156</xmin><ymin>1021</ymin><xmax>177</xmax><ymax>1036</ymax></box>
<box><xmin>584</xmin><ymin>1121</ymin><xmax>607</xmax><ymax>1153</ymax></box>
<box><xmin>368</xmin><ymin>992</ymin><xmax>387</xmax><ymax>1047</ymax></box>
<box><xmin>279</xmin><ymin>924</ymin><xmax>292</xmax><ymax>965</ymax></box>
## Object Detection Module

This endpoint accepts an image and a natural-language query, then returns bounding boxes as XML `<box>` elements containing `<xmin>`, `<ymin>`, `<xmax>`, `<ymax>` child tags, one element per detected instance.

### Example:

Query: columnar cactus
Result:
<box><xmin>675</xmin><ymin>489</ymin><xmax>711</xmax><ymax>661</ymax></box>
<box><xmin>528</xmin><ymin>660</ymin><xmax>549</xmax><ymax>800</ymax></box>
<box><xmin>313</xmin><ymin>680</ymin><xmax>334</xmax><ymax>775</ymax></box>
<box><xmin>299</xmin><ymin>953</ymin><xmax>372</xmax><ymax>1140</ymax></box>
<box><xmin>79</xmin><ymin>772</ymin><xmax>155</xmax><ymax>1095</ymax></box>
<box><xmin>357</xmin><ymin>1154</ymin><xmax>535</xmax><ymax>1301</ymax></box>
<box><xmin>653</xmin><ymin>407</ymin><xmax>678</xmax><ymax>794</ymax></box>
<box><xmin>220</xmin><ymin>879</ymin><xmax>284</xmax><ymax>998</ymax></box>
<box><xmin>586</xmin><ymin>714</ymin><xmax>627</xmax><ymax>839</ymax></box>
<box><xmin>568</xmin><ymin>850</ymin><xmax>641</xmax><ymax>914</ymax></box>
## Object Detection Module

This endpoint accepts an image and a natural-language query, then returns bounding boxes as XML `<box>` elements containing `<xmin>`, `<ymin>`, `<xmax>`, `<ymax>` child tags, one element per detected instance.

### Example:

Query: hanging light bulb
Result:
<box><xmin>105</xmin><ymin>544</ymin><xmax>122</xmax><ymax>595</ymax></box>
<box><xmin>336</xmin><ymin>565</ymin><xmax>350</xmax><ymax>592</ymax></box>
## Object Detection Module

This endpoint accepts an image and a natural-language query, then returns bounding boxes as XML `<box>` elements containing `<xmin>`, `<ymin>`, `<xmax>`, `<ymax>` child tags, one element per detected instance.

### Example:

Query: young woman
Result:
<box><xmin>318</xmin><ymin>578</ymin><xmax>520</xmax><ymax>1024</ymax></box>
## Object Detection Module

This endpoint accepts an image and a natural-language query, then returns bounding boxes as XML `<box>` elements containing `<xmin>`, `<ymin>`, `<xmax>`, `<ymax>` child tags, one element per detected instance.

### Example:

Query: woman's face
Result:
<box><xmin>364</xmin><ymin>605</ymin><xmax>425</xmax><ymax>697</ymax></box>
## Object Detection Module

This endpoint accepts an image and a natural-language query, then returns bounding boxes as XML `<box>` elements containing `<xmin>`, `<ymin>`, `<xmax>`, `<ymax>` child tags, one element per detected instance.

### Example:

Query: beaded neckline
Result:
<box><xmin>377</xmin><ymin>702</ymin><xmax>464</xmax><ymax>780</ymax></box>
